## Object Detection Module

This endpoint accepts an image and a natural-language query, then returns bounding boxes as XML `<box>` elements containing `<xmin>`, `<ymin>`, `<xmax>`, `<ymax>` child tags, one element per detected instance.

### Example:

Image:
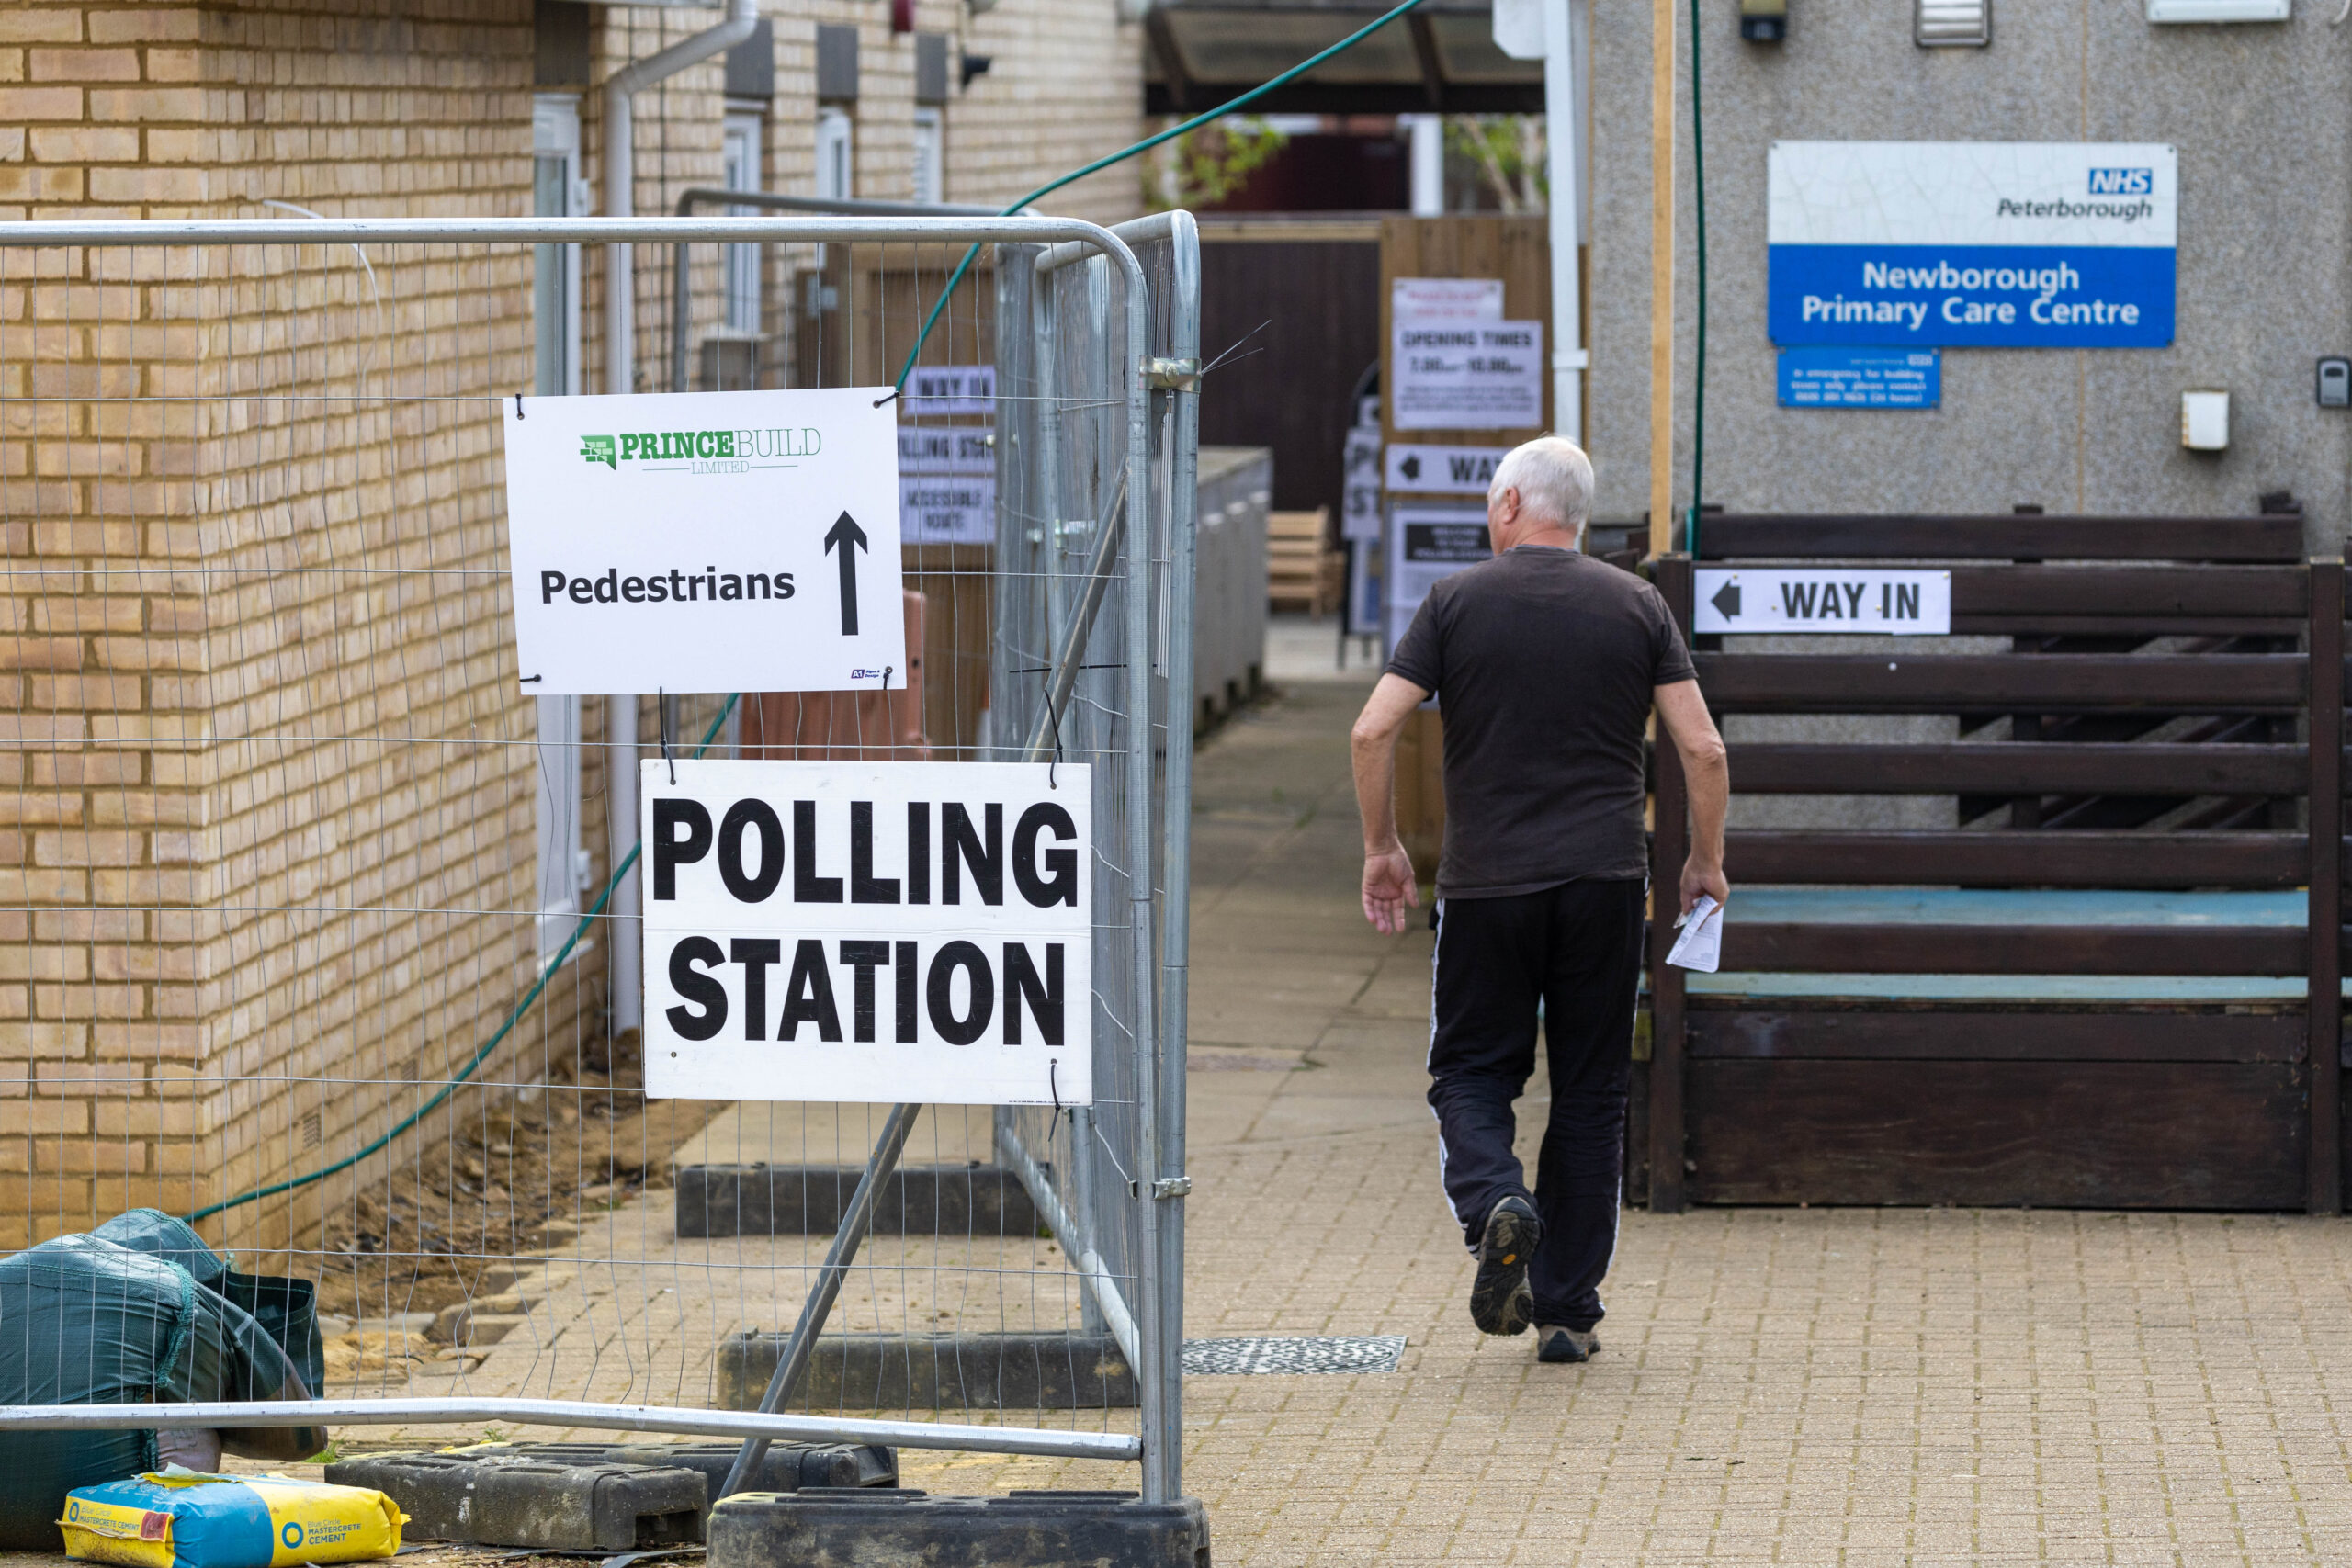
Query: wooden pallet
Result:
<box><xmin>1268</xmin><ymin>506</ymin><xmax>1341</xmax><ymax>615</ymax></box>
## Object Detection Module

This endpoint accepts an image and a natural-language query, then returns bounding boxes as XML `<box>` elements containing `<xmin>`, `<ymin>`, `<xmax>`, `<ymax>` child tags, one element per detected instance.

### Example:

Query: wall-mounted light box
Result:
<box><xmin>1917</xmin><ymin>0</ymin><xmax>1990</xmax><ymax>46</ymax></box>
<box><xmin>2146</xmin><ymin>0</ymin><xmax>2288</xmax><ymax>21</ymax></box>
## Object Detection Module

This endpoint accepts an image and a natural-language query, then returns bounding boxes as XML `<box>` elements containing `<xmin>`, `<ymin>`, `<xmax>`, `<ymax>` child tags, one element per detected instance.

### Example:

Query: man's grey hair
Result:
<box><xmin>1489</xmin><ymin>435</ymin><xmax>1594</xmax><ymax>533</ymax></box>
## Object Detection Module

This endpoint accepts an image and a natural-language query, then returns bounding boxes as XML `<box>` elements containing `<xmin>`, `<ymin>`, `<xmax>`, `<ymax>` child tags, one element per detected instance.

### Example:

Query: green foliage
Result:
<box><xmin>1146</xmin><ymin>119</ymin><xmax>1290</xmax><ymax>212</ymax></box>
<box><xmin>1445</xmin><ymin>117</ymin><xmax>1547</xmax><ymax>214</ymax></box>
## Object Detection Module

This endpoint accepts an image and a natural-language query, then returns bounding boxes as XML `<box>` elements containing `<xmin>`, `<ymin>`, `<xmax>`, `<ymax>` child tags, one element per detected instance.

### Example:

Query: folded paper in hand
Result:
<box><xmin>1666</xmin><ymin>895</ymin><xmax>1723</xmax><ymax>973</ymax></box>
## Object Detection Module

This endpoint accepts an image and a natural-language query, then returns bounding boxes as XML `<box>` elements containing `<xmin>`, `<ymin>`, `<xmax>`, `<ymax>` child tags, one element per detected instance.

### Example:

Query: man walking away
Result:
<box><xmin>1350</xmin><ymin>436</ymin><xmax>1729</xmax><ymax>1363</ymax></box>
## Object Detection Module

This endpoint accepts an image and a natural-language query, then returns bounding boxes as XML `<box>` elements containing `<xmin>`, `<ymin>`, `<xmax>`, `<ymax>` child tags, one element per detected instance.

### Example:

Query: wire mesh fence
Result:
<box><xmin>0</xmin><ymin>213</ymin><xmax>1194</xmax><ymax>1493</ymax></box>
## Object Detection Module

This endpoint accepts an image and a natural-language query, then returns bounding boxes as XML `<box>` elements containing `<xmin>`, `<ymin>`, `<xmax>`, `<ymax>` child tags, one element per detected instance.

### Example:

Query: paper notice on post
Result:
<box><xmin>1667</xmin><ymin>895</ymin><xmax>1724</xmax><ymax>973</ymax></box>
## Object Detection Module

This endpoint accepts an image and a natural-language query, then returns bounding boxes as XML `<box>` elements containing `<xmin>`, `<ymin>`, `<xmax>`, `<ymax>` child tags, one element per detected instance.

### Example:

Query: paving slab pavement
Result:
<box><xmin>921</xmin><ymin>677</ymin><xmax>2352</xmax><ymax>1564</ymax></box>
<box><xmin>339</xmin><ymin>671</ymin><xmax>2352</xmax><ymax>1563</ymax></box>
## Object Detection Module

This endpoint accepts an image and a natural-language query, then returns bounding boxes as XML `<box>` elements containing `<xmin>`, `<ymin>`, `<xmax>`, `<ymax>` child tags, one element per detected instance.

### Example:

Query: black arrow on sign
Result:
<box><xmin>824</xmin><ymin>511</ymin><xmax>867</xmax><ymax>636</ymax></box>
<box><xmin>1710</xmin><ymin>580</ymin><xmax>1741</xmax><ymax>621</ymax></box>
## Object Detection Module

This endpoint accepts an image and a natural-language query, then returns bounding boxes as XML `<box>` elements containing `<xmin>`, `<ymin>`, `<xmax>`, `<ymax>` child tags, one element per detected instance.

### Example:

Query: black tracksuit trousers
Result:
<box><xmin>1426</xmin><ymin>877</ymin><xmax>1645</xmax><ymax>1332</ymax></box>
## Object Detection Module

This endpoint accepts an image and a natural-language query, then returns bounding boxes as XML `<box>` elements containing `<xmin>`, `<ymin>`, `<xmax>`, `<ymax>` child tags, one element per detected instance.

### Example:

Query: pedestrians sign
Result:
<box><xmin>503</xmin><ymin>387</ymin><xmax>907</xmax><ymax>695</ymax></box>
<box><xmin>642</xmin><ymin>759</ymin><xmax>1092</xmax><ymax>1106</ymax></box>
<box><xmin>1694</xmin><ymin>568</ymin><xmax>1951</xmax><ymax>634</ymax></box>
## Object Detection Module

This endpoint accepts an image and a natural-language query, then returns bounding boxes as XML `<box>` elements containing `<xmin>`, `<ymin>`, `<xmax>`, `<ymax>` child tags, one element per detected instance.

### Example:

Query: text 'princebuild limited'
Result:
<box><xmin>503</xmin><ymin>387</ymin><xmax>906</xmax><ymax>695</ymax></box>
<box><xmin>641</xmin><ymin>760</ymin><xmax>1093</xmax><ymax>1107</ymax></box>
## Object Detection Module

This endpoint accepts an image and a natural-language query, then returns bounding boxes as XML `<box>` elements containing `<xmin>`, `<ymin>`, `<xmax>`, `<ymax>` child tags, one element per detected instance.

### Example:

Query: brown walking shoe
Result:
<box><xmin>1468</xmin><ymin>1197</ymin><xmax>1541</xmax><ymax>1336</ymax></box>
<box><xmin>1536</xmin><ymin>1325</ymin><xmax>1598</xmax><ymax>1363</ymax></box>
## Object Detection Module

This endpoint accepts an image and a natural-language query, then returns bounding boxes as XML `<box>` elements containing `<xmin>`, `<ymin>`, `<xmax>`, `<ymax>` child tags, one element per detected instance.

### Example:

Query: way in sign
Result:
<box><xmin>1692</xmin><ymin>568</ymin><xmax>1952</xmax><ymax>636</ymax></box>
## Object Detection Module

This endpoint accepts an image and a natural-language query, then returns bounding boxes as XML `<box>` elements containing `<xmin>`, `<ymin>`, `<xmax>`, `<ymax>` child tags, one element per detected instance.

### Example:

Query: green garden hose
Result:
<box><xmin>193</xmin><ymin>0</ymin><xmax>1451</xmax><ymax>1227</ymax></box>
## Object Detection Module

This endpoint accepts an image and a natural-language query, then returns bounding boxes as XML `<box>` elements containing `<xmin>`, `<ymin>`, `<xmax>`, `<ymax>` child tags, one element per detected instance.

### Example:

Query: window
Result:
<box><xmin>912</xmin><ymin>107</ymin><xmax>944</xmax><ymax>204</ymax></box>
<box><xmin>531</xmin><ymin>95</ymin><xmax>581</xmax><ymax>396</ymax></box>
<box><xmin>723</xmin><ymin>110</ymin><xmax>763</xmax><ymax>333</ymax></box>
<box><xmin>817</xmin><ymin>107</ymin><xmax>854</xmax><ymax>202</ymax></box>
<box><xmin>531</xmin><ymin>93</ymin><xmax>587</xmax><ymax>968</ymax></box>
<box><xmin>533</xmin><ymin>694</ymin><xmax>589</xmax><ymax>968</ymax></box>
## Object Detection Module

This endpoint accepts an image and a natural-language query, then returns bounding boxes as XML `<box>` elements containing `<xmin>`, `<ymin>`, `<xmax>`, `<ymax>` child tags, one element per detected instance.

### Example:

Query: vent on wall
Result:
<box><xmin>2146</xmin><ymin>0</ymin><xmax>2288</xmax><ymax>20</ymax></box>
<box><xmin>300</xmin><ymin>1108</ymin><xmax>324</xmax><ymax>1150</ymax></box>
<box><xmin>1917</xmin><ymin>0</ymin><xmax>1990</xmax><ymax>44</ymax></box>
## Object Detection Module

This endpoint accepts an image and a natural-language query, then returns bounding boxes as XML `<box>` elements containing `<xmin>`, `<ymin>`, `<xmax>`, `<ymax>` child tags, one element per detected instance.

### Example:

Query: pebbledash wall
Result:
<box><xmin>1586</xmin><ymin>0</ymin><xmax>2352</xmax><ymax>547</ymax></box>
<box><xmin>0</xmin><ymin>0</ymin><xmax>1141</xmax><ymax>1254</ymax></box>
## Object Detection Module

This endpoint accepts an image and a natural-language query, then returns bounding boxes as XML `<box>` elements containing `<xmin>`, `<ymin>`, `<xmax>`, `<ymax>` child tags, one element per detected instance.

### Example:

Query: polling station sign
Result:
<box><xmin>642</xmin><ymin>760</ymin><xmax>1091</xmax><ymax>1106</ymax></box>
<box><xmin>1768</xmin><ymin>141</ymin><xmax>2176</xmax><ymax>348</ymax></box>
<box><xmin>1694</xmin><ymin>569</ymin><xmax>1951</xmax><ymax>635</ymax></box>
<box><xmin>503</xmin><ymin>388</ymin><xmax>905</xmax><ymax>695</ymax></box>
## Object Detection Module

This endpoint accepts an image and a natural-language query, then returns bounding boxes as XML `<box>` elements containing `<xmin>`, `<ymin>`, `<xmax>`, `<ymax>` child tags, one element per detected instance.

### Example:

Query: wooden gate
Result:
<box><xmin>1645</xmin><ymin>514</ymin><xmax>2346</xmax><ymax>1213</ymax></box>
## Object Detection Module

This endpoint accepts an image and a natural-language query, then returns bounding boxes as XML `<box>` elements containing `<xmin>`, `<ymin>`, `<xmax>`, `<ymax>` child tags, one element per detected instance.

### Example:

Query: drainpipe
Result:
<box><xmin>1544</xmin><ymin>0</ymin><xmax>1587</xmax><ymax>446</ymax></box>
<box><xmin>602</xmin><ymin>0</ymin><xmax>759</xmax><ymax>1041</ymax></box>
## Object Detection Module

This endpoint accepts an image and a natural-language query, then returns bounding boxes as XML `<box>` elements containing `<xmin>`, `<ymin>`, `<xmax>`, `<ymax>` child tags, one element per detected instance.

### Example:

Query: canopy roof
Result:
<box><xmin>1145</xmin><ymin>0</ymin><xmax>1544</xmax><ymax>117</ymax></box>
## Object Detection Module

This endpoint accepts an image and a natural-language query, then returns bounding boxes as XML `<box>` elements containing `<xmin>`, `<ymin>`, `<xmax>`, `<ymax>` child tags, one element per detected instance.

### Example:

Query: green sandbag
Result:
<box><xmin>0</xmin><ymin>1234</ymin><xmax>324</xmax><ymax>1551</ymax></box>
<box><xmin>92</xmin><ymin>1212</ymin><xmax>325</xmax><ymax>1396</ymax></box>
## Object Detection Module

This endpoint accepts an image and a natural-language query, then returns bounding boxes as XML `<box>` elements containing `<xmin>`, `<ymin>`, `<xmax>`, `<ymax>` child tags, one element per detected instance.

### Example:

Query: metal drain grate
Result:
<box><xmin>1182</xmin><ymin>1336</ymin><xmax>1408</xmax><ymax>1376</ymax></box>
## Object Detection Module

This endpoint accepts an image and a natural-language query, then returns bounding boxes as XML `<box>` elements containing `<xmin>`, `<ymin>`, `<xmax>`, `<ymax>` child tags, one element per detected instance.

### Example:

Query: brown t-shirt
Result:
<box><xmin>1386</xmin><ymin>545</ymin><xmax>1697</xmax><ymax>899</ymax></box>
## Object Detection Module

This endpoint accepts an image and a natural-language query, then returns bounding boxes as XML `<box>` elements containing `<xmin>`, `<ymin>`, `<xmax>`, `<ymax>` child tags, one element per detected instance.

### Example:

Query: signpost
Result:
<box><xmin>900</xmin><ymin>364</ymin><xmax>995</xmax><ymax>416</ymax></box>
<box><xmin>898</xmin><ymin>425</ymin><xmax>995</xmax><ymax>546</ymax></box>
<box><xmin>503</xmin><ymin>387</ymin><xmax>907</xmax><ymax>694</ymax></box>
<box><xmin>1384</xmin><ymin>444</ymin><xmax>1510</xmax><ymax>495</ymax></box>
<box><xmin>1694</xmin><ymin>568</ymin><xmax>1952</xmax><ymax>635</ymax></box>
<box><xmin>1768</xmin><ymin>141</ymin><xmax>2177</xmax><ymax>349</ymax></box>
<box><xmin>642</xmin><ymin>760</ymin><xmax>1092</xmax><ymax>1106</ymax></box>
<box><xmin>1777</xmin><ymin>347</ymin><xmax>1940</xmax><ymax>409</ymax></box>
<box><xmin>1386</xmin><ymin>503</ymin><xmax>1492</xmax><ymax>637</ymax></box>
<box><xmin>1390</xmin><ymin>318</ymin><xmax>1546</xmax><ymax>431</ymax></box>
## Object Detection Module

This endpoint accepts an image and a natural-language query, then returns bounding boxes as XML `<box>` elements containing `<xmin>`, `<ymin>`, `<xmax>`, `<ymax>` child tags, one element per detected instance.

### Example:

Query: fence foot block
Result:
<box><xmin>718</xmin><ymin>1330</ymin><xmax>1136</xmax><ymax>1410</ymax></box>
<box><xmin>676</xmin><ymin>1164</ymin><xmax>1045</xmax><ymax>1237</ymax></box>
<box><xmin>324</xmin><ymin>1442</ymin><xmax>897</xmax><ymax>1549</ymax></box>
<box><xmin>708</xmin><ymin>1489</ymin><xmax>1210</xmax><ymax>1568</ymax></box>
<box><xmin>323</xmin><ymin>1453</ymin><xmax>706</xmax><ymax>1551</ymax></box>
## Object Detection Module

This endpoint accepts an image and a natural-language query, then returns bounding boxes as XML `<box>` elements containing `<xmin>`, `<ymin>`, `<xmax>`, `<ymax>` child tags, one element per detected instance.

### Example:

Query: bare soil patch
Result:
<box><xmin>311</xmin><ymin>1035</ymin><xmax>723</xmax><ymax>1322</ymax></box>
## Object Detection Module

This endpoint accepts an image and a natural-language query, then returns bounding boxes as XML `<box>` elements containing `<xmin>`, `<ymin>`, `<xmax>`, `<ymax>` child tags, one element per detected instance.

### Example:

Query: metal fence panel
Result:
<box><xmin>0</xmin><ymin>215</ymin><xmax>1193</xmax><ymax>1489</ymax></box>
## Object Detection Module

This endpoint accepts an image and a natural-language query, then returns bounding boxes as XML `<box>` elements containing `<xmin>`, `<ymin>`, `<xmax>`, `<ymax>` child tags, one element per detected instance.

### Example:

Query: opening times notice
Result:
<box><xmin>1390</xmin><ymin>320</ymin><xmax>1544</xmax><ymax>432</ymax></box>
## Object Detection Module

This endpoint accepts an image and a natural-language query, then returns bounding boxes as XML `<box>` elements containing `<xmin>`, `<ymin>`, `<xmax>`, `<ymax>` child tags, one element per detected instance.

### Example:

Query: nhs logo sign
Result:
<box><xmin>1768</xmin><ymin>142</ymin><xmax>2176</xmax><ymax>349</ymax></box>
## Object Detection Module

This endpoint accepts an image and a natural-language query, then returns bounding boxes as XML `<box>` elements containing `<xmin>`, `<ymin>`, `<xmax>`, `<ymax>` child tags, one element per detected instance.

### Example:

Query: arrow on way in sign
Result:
<box><xmin>1710</xmin><ymin>581</ymin><xmax>1741</xmax><ymax>621</ymax></box>
<box><xmin>824</xmin><ymin>511</ymin><xmax>867</xmax><ymax>636</ymax></box>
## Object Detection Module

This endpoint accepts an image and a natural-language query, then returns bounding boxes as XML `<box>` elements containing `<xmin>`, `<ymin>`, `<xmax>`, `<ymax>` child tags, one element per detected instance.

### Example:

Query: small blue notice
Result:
<box><xmin>1778</xmin><ymin>346</ymin><xmax>1940</xmax><ymax>410</ymax></box>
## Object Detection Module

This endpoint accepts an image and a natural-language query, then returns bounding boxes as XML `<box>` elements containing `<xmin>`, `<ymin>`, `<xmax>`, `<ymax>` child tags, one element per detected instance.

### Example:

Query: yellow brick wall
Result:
<box><xmin>1</xmin><ymin>0</ymin><xmax>1142</xmax><ymax>1263</ymax></box>
<box><xmin>0</xmin><ymin>0</ymin><xmax>573</xmax><ymax>1258</ymax></box>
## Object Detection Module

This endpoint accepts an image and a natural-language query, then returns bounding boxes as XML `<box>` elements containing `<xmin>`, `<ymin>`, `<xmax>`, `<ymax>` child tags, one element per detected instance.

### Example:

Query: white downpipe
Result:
<box><xmin>1405</xmin><ymin>115</ymin><xmax>1443</xmax><ymax>216</ymax></box>
<box><xmin>601</xmin><ymin>0</ymin><xmax>759</xmax><ymax>1037</ymax></box>
<box><xmin>1544</xmin><ymin>0</ymin><xmax>1587</xmax><ymax>446</ymax></box>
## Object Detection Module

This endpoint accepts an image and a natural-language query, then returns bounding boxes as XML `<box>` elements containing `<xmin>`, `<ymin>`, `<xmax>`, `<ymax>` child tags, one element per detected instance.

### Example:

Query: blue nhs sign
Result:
<box><xmin>1769</xmin><ymin>142</ymin><xmax>2177</xmax><ymax>349</ymax></box>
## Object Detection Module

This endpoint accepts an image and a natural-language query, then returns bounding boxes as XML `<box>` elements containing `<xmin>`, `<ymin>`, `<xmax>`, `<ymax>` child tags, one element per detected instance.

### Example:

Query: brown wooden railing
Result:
<box><xmin>1646</xmin><ymin>515</ymin><xmax>2345</xmax><ymax>1215</ymax></box>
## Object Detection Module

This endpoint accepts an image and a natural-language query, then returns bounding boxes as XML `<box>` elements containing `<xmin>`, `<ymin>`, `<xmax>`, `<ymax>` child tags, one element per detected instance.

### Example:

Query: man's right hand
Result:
<box><xmin>1680</xmin><ymin>855</ymin><xmax>1729</xmax><ymax>917</ymax></box>
<box><xmin>1363</xmin><ymin>844</ymin><xmax>1421</xmax><ymax>934</ymax></box>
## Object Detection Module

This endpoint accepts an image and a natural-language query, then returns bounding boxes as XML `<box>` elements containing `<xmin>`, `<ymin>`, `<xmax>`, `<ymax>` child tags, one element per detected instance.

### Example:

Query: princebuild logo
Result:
<box><xmin>578</xmin><ymin>425</ymin><xmax>823</xmax><ymax>474</ymax></box>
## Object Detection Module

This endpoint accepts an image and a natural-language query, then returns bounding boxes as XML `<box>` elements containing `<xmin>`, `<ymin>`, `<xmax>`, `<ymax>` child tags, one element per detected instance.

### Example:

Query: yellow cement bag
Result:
<box><xmin>61</xmin><ymin>1472</ymin><xmax>404</xmax><ymax>1568</ymax></box>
